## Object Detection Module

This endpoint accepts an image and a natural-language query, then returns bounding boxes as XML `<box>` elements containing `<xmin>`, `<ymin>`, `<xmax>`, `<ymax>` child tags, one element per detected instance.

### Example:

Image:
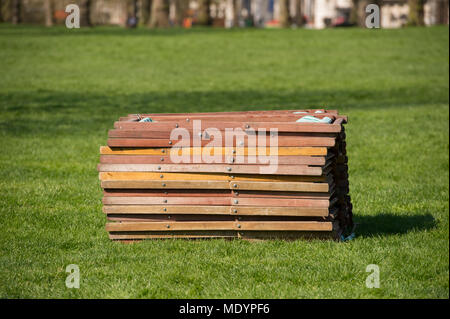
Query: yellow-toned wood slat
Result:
<box><xmin>99</xmin><ymin>172</ymin><xmax>328</xmax><ymax>182</ymax></box>
<box><xmin>105</xmin><ymin>221</ymin><xmax>333</xmax><ymax>232</ymax></box>
<box><xmin>103</xmin><ymin>205</ymin><xmax>329</xmax><ymax>217</ymax></box>
<box><xmin>100</xmin><ymin>146</ymin><xmax>328</xmax><ymax>156</ymax></box>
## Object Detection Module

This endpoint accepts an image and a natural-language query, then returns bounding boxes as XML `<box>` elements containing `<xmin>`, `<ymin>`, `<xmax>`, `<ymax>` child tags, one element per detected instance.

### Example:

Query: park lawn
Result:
<box><xmin>0</xmin><ymin>24</ymin><xmax>448</xmax><ymax>299</ymax></box>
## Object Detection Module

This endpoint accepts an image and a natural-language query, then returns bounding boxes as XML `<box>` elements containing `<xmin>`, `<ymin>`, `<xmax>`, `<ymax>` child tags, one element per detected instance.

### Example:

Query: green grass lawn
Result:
<box><xmin>0</xmin><ymin>24</ymin><xmax>448</xmax><ymax>299</ymax></box>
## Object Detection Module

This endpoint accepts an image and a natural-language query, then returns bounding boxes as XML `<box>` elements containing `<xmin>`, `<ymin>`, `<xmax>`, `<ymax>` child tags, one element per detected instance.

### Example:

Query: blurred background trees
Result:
<box><xmin>0</xmin><ymin>0</ymin><xmax>447</xmax><ymax>29</ymax></box>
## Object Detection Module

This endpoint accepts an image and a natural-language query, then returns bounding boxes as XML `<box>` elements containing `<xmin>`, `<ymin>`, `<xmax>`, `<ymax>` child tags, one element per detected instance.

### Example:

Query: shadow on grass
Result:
<box><xmin>355</xmin><ymin>213</ymin><xmax>437</xmax><ymax>237</ymax></box>
<box><xmin>1</xmin><ymin>87</ymin><xmax>445</xmax><ymax>137</ymax></box>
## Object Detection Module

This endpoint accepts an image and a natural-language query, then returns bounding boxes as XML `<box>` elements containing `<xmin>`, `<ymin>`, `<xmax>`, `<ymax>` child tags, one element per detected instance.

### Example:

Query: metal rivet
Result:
<box><xmin>175</xmin><ymin>124</ymin><xmax>179</xmax><ymax>128</ymax></box>
<box><xmin>164</xmin><ymin>191</ymin><xmax>168</xmax><ymax>194</ymax></box>
<box><xmin>168</xmin><ymin>141</ymin><xmax>172</xmax><ymax>145</ymax></box>
<box><xmin>157</xmin><ymin>166</ymin><xmax>161</xmax><ymax>170</ymax></box>
<box><xmin>237</xmin><ymin>224</ymin><xmax>241</xmax><ymax>228</ymax></box>
<box><xmin>239</xmin><ymin>141</ymin><xmax>244</xmax><ymax>146</ymax></box>
<box><xmin>160</xmin><ymin>174</ymin><xmax>164</xmax><ymax>178</ymax></box>
<box><xmin>230</xmin><ymin>176</ymin><xmax>235</xmax><ymax>179</ymax></box>
<box><xmin>162</xmin><ymin>149</ymin><xmax>166</xmax><ymax>153</ymax></box>
<box><xmin>233</xmin><ymin>184</ymin><xmax>237</xmax><ymax>188</ymax></box>
<box><xmin>166</xmin><ymin>225</ymin><xmax>170</xmax><ymax>228</ymax></box>
<box><xmin>233</xmin><ymin>209</ymin><xmax>238</xmax><ymax>213</ymax></box>
<box><xmin>168</xmin><ymin>215</ymin><xmax>171</xmax><ymax>219</ymax></box>
<box><xmin>163</xmin><ymin>199</ymin><xmax>168</xmax><ymax>203</ymax></box>
<box><xmin>162</xmin><ymin>183</ymin><xmax>166</xmax><ymax>187</ymax></box>
<box><xmin>234</xmin><ymin>199</ymin><xmax>239</xmax><ymax>204</ymax></box>
<box><xmin>245</xmin><ymin>124</ymin><xmax>250</xmax><ymax>129</ymax></box>
<box><xmin>161</xmin><ymin>158</ymin><xmax>164</xmax><ymax>161</ymax></box>
<box><xmin>235</xmin><ymin>192</ymin><xmax>239</xmax><ymax>196</ymax></box>
<box><xmin>163</xmin><ymin>208</ymin><xmax>167</xmax><ymax>211</ymax></box>
<box><xmin>232</xmin><ymin>150</ymin><xmax>236</xmax><ymax>154</ymax></box>
<box><xmin>186</xmin><ymin>118</ymin><xmax>190</xmax><ymax>122</ymax></box>
<box><xmin>227</xmin><ymin>167</ymin><xmax>232</xmax><ymax>172</ymax></box>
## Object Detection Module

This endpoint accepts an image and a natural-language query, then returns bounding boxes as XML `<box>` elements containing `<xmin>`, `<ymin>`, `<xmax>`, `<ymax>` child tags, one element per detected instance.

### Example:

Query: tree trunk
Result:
<box><xmin>0</xmin><ymin>0</ymin><xmax>3</xmax><ymax>23</ymax></box>
<box><xmin>139</xmin><ymin>0</ymin><xmax>151</xmax><ymax>25</ymax></box>
<box><xmin>197</xmin><ymin>0</ymin><xmax>211</xmax><ymax>25</ymax></box>
<box><xmin>349</xmin><ymin>0</ymin><xmax>358</xmax><ymax>25</ymax></box>
<box><xmin>408</xmin><ymin>0</ymin><xmax>425</xmax><ymax>26</ymax></box>
<box><xmin>11</xmin><ymin>0</ymin><xmax>20</xmax><ymax>24</ymax></box>
<box><xmin>279</xmin><ymin>0</ymin><xmax>290</xmax><ymax>28</ymax></box>
<box><xmin>85</xmin><ymin>0</ymin><xmax>92</xmax><ymax>26</ymax></box>
<box><xmin>173</xmin><ymin>0</ymin><xmax>187</xmax><ymax>27</ymax></box>
<box><xmin>44</xmin><ymin>0</ymin><xmax>53</xmax><ymax>27</ymax></box>
<box><xmin>293</xmin><ymin>0</ymin><xmax>302</xmax><ymax>26</ymax></box>
<box><xmin>149</xmin><ymin>0</ymin><xmax>169</xmax><ymax>28</ymax></box>
<box><xmin>232</xmin><ymin>0</ymin><xmax>240</xmax><ymax>27</ymax></box>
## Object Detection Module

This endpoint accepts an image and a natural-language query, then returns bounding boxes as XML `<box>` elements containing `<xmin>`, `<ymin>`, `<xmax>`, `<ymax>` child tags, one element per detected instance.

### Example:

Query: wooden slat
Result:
<box><xmin>100</xmin><ymin>180</ymin><xmax>330</xmax><ymax>192</ymax></box>
<box><xmin>102</xmin><ymin>196</ymin><xmax>330</xmax><ymax>207</ymax></box>
<box><xmin>99</xmin><ymin>146</ymin><xmax>328</xmax><ymax>156</ymax></box>
<box><xmin>111</xmin><ymin>122</ymin><xmax>342</xmax><ymax>133</ymax></box>
<box><xmin>106</xmin><ymin>136</ymin><xmax>335</xmax><ymax>148</ymax></box>
<box><xmin>103</xmin><ymin>205</ymin><xmax>329</xmax><ymax>216</ymax></box>
<box><xmin>103</xmin><ymin>189</ymin><xmax>331</xmax><ymax>199</ymax></box>
<box><xmin>97</xmin><ymin>164</ymin><xmax>323</xmax><ymax>176</ymax></box>
<box><xmin>105</xmin><ymin>221</ymin><xmax>333</xmax><ymax>232</ymax></box>
<box><xmin>99</xmin><ymin>155</ymin><xmax>326</xmax><ymax>166</ymax></box>
<box><xmin>99</xmin><ymin>172</ymin><xmax>328</xmax><ymax>182</ymax></box>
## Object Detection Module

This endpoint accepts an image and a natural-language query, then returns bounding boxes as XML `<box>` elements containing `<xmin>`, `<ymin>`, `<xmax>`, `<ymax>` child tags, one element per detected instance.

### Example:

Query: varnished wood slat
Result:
<box><xmin>103</xmin><ymin>189</ymin><xmax>331</xmax><ymax>199</ymax></box>
<box><xmin>99</xmin><ymin>172</ymin><xmax>328</xmax><ymax>182</ymax></box>
<box><xmin>97</xmin><ymin>164</ymin><xmax>323</xmax><ymax>176</ymax></box>
<box><xmin>99</xmin><ymin>146</ymin><xmax>328</xmax><ymax>156</ymax></box>
<box><xmin>103</xmin><ymin>205</ymin><xmax>329</xmax><ymax>217</ymax></box>
<box><xmin>102</xmin><ymin>196</ymin><xmax>330</xmax><ymax>207</ymax></box>
<box><xmin>105</xmin><ymin>221</ymin><xmax>333</xmax><ymax>232</ymax></box>
<box><xmin>99</xmin><ymin>155</ymin><xmax>326</xmax><ymax>166</ymax></box>
<box><xmin>111</xmin><ymin>122</ymin><xmax>342</xmax><ymax>133</ymax></box>
<box><xmin>107</xmin><ymin>136</ymin><xmax>335</xmax><ymax>148</ymax></box>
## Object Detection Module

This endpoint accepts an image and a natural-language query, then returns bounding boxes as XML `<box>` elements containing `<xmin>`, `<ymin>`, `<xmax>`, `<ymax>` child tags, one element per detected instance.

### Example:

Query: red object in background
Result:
<box><xmin>333</xmin><ymin>16</ymin><xmax>346</xmax><ymax>26</ymax></box>
<box><xmin>54</xmin><ymin>10</ymin><xmax>68</xmax><ymax>21</ymax></box>
<box><xmin>183</xmin><ymin>18</ymin><xmax>192</xmax><ymax>28</ymax></box>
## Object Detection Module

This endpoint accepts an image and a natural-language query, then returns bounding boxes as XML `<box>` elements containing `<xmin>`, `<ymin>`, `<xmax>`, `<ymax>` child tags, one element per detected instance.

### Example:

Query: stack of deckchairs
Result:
<box><xmin>98</xmin><ymin>109</ymin><xmax>353</xmax><ymax>241</ymax></box>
